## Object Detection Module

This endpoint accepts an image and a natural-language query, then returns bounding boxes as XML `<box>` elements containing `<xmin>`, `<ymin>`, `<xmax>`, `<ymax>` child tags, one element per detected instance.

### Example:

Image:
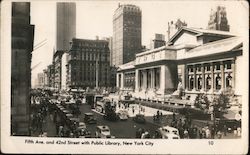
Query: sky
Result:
<box><xmin>30</xmin><ymin>0</ymin><xmax>248</xmax><ymax>87</ymax></box>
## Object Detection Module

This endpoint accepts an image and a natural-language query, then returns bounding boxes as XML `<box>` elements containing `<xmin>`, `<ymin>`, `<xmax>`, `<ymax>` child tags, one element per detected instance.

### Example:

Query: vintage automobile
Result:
<box><xmin>95</xmin><ymin>125</ymin><xmax>111</xmax><ymax>138</ymax></box>
<box><xmin>84</xmin><ymin>113</ymin><xmax>97</xmax><ymax>124</ymax></box>
<box><xmin>78</xmin><ymin>128</ymin><xmax>91</xmax><ymax>138</ymax></box>
<box><xmin>133</xmin><ymin>114</ymin><xmax>146</xmax><ymax>123</ymax></box>
<box><xmin>158</xmin><ymin>126</ymin><xmax>180</xmax><ymax>139</ymax></box>
<box><xmin>77</xmin><ymin>122</ymin><xmax>87</xmax><ymax>130</ymax></box>
<box><xmin>117</xmin><ymin>110</ymin><xmax>129</xmax><ymax>121</ymax></box>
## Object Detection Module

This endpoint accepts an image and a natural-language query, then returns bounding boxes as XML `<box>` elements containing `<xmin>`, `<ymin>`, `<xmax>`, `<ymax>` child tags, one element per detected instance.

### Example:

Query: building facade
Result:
<box><xmin>47</xmin><ymin>64</ymin><xmax>55</xmax><ymax>88</ymax></box>
<box><xmin>66</xmin><ymin>38</ymin><xmax>111</xmax><ymax>89</ymax></box>
<box><xmin>37</xmin><ymin>73</ymin><xmax>45</xmax><ymax>88</ymax></box>
<box><xmin>117</xmin><ymin>27</ymin><xmax>243</xmax><ymax>106</ymax></box>
<box><xmin>43</xmin><ymin>69</ymin><xmax>49</xmax><ymax>88</ymax></box>
<box><xmin>11</xmin><ymin>2</ymin><xmax>34</xmax><ymax>135</ymax></box>
<box><xmin>53</xmin><ymin>50</ymin><xmax>64</xmax><ymax>90</ymax></box>
<box><xmin>207</xmin><ymin>6</ymin><xmax>230</xmax><ymax>31</ymax></box>
<box><xmin>54</xmin><ymin>2</ymin><xmax>76</xmax><ymax>90</ymax></box>
<box><xmin>112</xmin><ymin>4</ymin><xmax>142</xmax><ymax>66</ymax></box>
<box><xmin>150</xmin><ymin>34</ymin><xmax>166</xmax><ymax>49</ymax></box>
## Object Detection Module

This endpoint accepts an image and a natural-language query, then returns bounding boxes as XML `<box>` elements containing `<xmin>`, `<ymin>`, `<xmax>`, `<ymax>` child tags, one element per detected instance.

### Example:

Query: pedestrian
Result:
<box><xmin>211</xmin><ymin>126</ymin><xmax>215</xmax><ymax>139</ymax></box>
<box><xmin>132</xmin><ymin>107</ymin><xmax>135</xmax><ymax>115</ymax></box>
<box><xmin>58</xmin><ymin>126</ymin><xmax>63</xmax><ymax>137</ymax></box>
<box><xmin>233</xmin><ymin>126</ymin><xmax>237</xmax><ymax>137</ymax></box>
<box><xmin>183</xmin><ymin>129</ymin><xmax>189</xmax><ymax>139</ymax></box>
<box><xmin>237</xmin><ymin>127</ymin><xmax>241</xmax><ymax>137</ymax></box>
<box><xmin>179</xmin><ymin>127</ymin><xmax>184</xmax><ymax>139</ymax></box>
<box><xmin>217</xmin><ymin>130</ymin><xmax>222</xmax><ymax>139</ymax></box>
<box><xmin>223</xmin><ymin>125</ymin><xmax>227</xmax><ymax>136</ymax></box>
<box><xmin>205</xmin><ymin>127</ymin><xmax>211</xmax><ymax>139</ymax></box>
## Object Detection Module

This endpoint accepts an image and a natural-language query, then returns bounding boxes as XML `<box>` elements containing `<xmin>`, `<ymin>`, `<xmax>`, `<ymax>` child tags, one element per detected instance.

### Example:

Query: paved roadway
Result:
<box><xmin>77</xmin><ymin>103</ymin><xmax>160</xmax><ymax>138</ymax></box>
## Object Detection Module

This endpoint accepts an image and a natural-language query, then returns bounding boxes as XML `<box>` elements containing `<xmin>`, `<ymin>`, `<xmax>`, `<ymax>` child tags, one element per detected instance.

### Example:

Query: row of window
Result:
<box><xmin>187</xmin><ymin>61</ymin><xmax>232</xmax><ymax>73</ymax></box>
<box><xmin>188</xmin><ymin>73</ymin><xmax>233</xmax><ymax>90</ymax></box>
<box><xmin>72</xmin><ymin>42</ymin><xmax>108</xmax><ymax>48</ymax></box>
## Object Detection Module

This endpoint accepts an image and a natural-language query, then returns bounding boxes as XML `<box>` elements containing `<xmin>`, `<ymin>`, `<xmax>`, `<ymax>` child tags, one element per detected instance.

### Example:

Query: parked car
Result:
<box><xmin>133</xmin><ymin>114</ymin><xmax>146</xmax><ymax>123</ymax></box>
<box><xmin>117</xmin><ymin>110</ymin><xmax>129</xmax><ymax>121</ymax></box>
<box><xmin>77</xmin><ymin>122</ymin><xmax>87</xmax><ymax>130</ymax></box>
<box><xmin>95</xmin><ymin>126</ymin><xmax>111</xmax><ymax>138</ymax></box>
<box><xmin>79</xmin><ymin>129</ymin><xmax>91</xmax><ymax>138</ymax></box>
<box><xmin>158</xmin><ymin>126</ymin><xmax>180</xmax><ymax>139</ymax></box>
<box><xmin>84</xmin><ymin>113</ymin><xmax>97</xmax><ymax>124</ymax></box>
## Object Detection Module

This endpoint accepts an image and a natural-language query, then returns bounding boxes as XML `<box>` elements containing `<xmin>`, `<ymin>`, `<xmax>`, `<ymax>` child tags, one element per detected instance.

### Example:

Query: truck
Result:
<box><xmin>119</xmin><ymin>94</ymin><xmax>135</xmax><ymax>107</ymax></box>
<box><xmin>85</xmin><ymin>93</ymin><xmax>94</xmax><ymax>108</ymax></box>
<box><xmin>96</xmin><ymin>99</ymin><xmax>118</xmax><ymax>121</ymax></box>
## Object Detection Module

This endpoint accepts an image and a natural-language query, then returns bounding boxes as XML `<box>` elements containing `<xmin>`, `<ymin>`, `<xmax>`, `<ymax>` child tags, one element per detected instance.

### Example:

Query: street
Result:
<box><xmin>77</xmin><ymin>103</ymin><xmax>160</xmax><ymax>138</ymax></box>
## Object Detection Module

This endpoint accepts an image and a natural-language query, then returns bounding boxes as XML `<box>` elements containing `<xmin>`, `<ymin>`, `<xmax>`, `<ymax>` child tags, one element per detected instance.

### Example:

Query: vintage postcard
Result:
<box><xmin>1</xmin><ymin>0</ymin><xmax>249</xmax><ymax>154</ymax></box>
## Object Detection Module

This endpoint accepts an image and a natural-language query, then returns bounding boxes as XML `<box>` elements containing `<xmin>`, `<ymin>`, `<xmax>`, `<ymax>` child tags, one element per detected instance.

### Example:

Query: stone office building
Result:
<box><xmin>11</xmin><ymin>2</ymin><xmax>34</xmax><ymax>135</ymax></box>
<box><xmin>66</xmin><ymin>38</ymin><xmax>111</xmax><ymax>89</ymax></box>
<box><xmin>112</xmin><ymin>4</ymin><xmax>142</xmax><ymax>66</ymax></box>
<box><xmin>53</xmin><ymin>50</ymin><xmax>64</xmax><ymax>90</ymax></box>
<box><xmin>117</xmin><ymin>27</ymin><xmax>243</xmax><ymax>105</ymax></box>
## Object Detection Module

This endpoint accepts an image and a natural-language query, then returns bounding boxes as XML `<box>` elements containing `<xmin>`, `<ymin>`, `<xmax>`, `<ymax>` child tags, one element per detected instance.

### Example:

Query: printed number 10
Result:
<box><xmin>208</xmin><ymin>141</ymin><xmax>214</xmax><ymax>145</ymax></box>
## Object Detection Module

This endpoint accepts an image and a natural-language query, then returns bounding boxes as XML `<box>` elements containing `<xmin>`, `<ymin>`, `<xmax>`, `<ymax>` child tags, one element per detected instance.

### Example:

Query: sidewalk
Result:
<box><xmin>115</xmin><ymin>103</ymin><xmax>173</xmax><ymax>117</ymax></box>
<box><xmin>31</xmin><ymin>114</ymin><xmax>57</xmax><ymax>137</ymax></box>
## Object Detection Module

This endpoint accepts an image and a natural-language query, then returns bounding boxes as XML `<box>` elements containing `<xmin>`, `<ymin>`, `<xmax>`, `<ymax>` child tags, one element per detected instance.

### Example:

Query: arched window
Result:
<box><xmin>226</xmin><ymin>74</ymin><xmax>232</xmax><ymax>88</ymax></box>
<box><xmin>206</xmin><ymin>76</ymin><xmax>211</xmax><ymax>90</ymax></box>
<box><xmin>215</xmin><ymin>75</ymin><xmax>221</xmax><ymax>90</ymax></box>
<box><xmin>190</xmin><ymin>77</ymin><xmax>194</xmax><ymax>90</ymax></box>
<box><xmin>197</xmin><ymin>77</ymin><xmax>202</xmax><ymax>90</ymax></box>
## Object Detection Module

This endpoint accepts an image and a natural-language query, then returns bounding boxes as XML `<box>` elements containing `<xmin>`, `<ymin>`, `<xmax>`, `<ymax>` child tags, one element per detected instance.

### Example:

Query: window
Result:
<box><xmin>215</xmin><ymin>75</ymin><xmax>221</xmax><ymax>90</ymax></box>
<box><xmin>206</xmin><ymin>64</ymin><xmax>211</xmax><ymax>71</ymax></box>
<box><xmin>215</xmin><ymin>64</ymin><xmax>220</xmax><ymax>70</ymax></box>
<box><xmin>226</xmin><ymin>74</ymin><xmax>232</xmax><ymax>88</ymax></box>
<box><xmin>225</xmin><ymin>61</ymin><xmax>232</xmax><ymax>70</ymax></box>
<box><xmin>197</xmin><ymin>65</ymin><xmax>201</xmax><ymax>72</ymax></box>
<box><xmin>189</xmin><ymin>77</ymin><xmax>194</xmax><ymax>90</ymax></box>
<box><xmin>197</xmin><ymin>77</ymin><xmax>202</xmax><ymax>90</ymax></box>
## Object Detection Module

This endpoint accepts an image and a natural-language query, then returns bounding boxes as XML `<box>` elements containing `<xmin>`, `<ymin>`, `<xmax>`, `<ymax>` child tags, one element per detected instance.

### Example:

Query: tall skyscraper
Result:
<box><xmin>11</xmin><ymin>2</ymin><xmax>34</xmax><ymax>135</ymax></box>
<box><xmin>56</xmin><ymin>2</ymin><xmax>76</xmax><ymax>51</ymax></box>
<box><xmin>150</xmin><ymin>34</ymin><xmax>166</xmax><ymax>49</ymax></box>
<box><xmin>55</xmin><ymin>2</ymin><xmax>76</xmax><ymax>90</ymax></box>
<box><xmin>207</xmin><ymin>6</ymin><xmax>230</xmax><ymax>31</ymax></box>
<box><xmin>112</xmin><ymin>4</ymin><xmax>141</xmax><ymax>66</ymax></box>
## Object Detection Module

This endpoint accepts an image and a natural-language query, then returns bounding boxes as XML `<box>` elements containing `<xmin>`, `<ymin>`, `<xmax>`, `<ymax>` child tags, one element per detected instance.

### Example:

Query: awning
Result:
<box><xmin>223</xmin><ymin>110</ymin><xmax>241</xmax><ymax>120</ymax></box>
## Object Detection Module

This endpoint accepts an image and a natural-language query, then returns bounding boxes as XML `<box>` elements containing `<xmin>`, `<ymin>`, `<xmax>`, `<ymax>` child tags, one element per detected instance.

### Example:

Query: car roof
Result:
<box><xmin>97</xmin><ymin>125</ymin><xmax>109</xmax><ymax>129</ymax></box>
<box><xmin>85</xmin><ymin>113</ymin><xmax>93</xmax><ymax>115</ymax></box>
<box><xmin>161</xmin><ymin>126</ymin><xmax>178</xmax><ymax>130</ymax></box>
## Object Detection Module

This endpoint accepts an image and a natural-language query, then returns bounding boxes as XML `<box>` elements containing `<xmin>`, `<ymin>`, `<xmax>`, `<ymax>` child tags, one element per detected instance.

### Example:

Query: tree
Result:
<box><xmin>212</xmin><ymin>90</ymin><xmax>232</xmax><ymax>118</ymax></box>
<box><xmin>194</xmin><ymin>93</ymin><xmax>210</xmax><ymax>112</ymax></box>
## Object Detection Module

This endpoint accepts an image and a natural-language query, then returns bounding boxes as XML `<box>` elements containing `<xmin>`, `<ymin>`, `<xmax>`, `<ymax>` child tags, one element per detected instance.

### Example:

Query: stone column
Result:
<box><xmin>220</xmin><ymin>61</ymin><xmax>225</xmax><ymax>90</ymax></box>
<box><xmin>204</xmin><ymin>74</ymin><xmax>207</xmax><ymax>91</ymax></box>
<box><xmin>193</xmin><ymin>65</ymin><xmax>196</xmax><ymax>91</ymax></box>
<box><xmin>210</xmin><ymin>63</ymin><xmax>214</xmax><ymax>93</ymax></box>
<box><xmin>143</xmin><ymin>70</ymin><xmax>147</xmax><ymax>89</ymax></box>
<box><xmin>231</xmin><ymin>59</ymin><xmax>235</xmax><ymax>89</ymax></box>
<box><xmin>120</xmin><ymin>73</ymin><xmax>124</xmax><ymax>90</ymax></box>
<box><xmin>201</xmin><ymin>64</ymin><xmax>205</xmax><ymax>91</ymax></box>
<box><xmin>160</xmin><ymin>65</ymin><xmax>166</xmax><ymax>95</ymax></box>
<box><xmin>116</xmin><ymin>73</ymin><xmax>120</xmax><ymax>88</ymax></box>
<box><xmin>151</xmin><ymin>69</ymin><xmax>155</xmax><ymax>89</ymax></box>
<box><xmin>135</xmin><ymin>69</ymin><xmax>139</xmax><ymax>92</ymax></box>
